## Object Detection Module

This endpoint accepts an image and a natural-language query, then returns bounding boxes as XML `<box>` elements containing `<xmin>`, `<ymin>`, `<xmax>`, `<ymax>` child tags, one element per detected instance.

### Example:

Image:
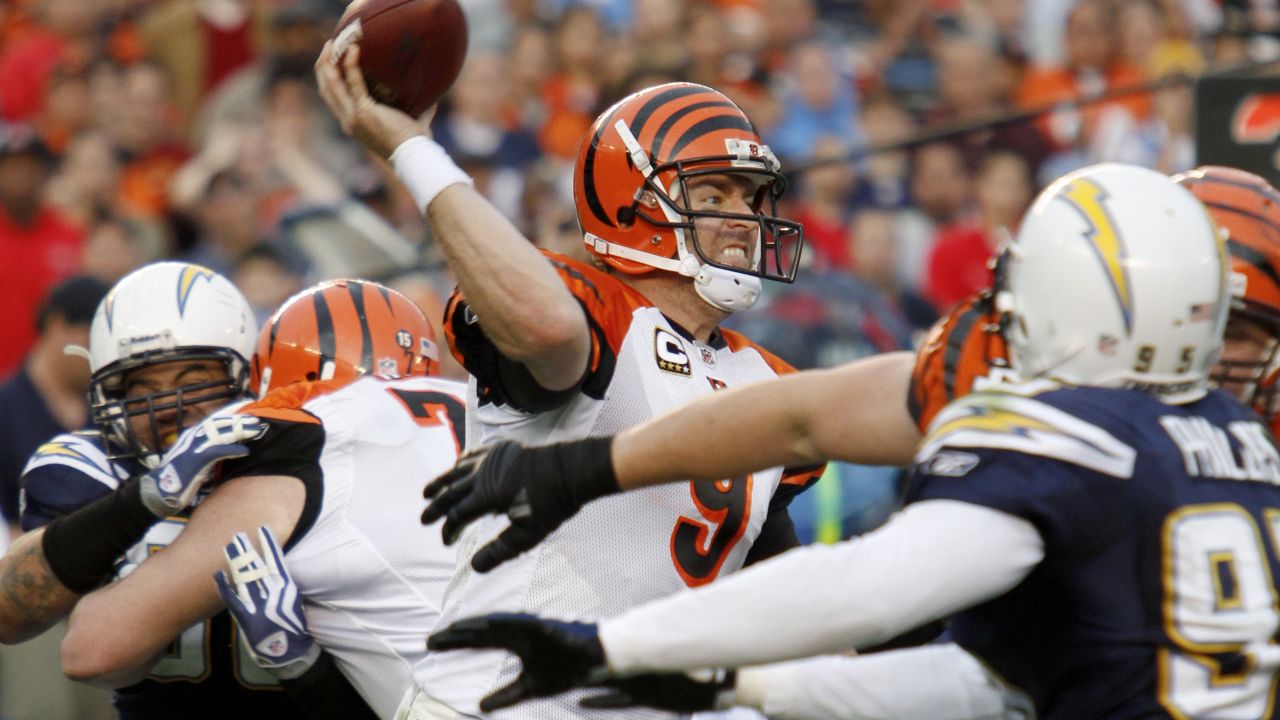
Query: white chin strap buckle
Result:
<box><xmin>695</xmin><ymin>264</ymin><xmax>761</xmax><ymax>312</ymax></box>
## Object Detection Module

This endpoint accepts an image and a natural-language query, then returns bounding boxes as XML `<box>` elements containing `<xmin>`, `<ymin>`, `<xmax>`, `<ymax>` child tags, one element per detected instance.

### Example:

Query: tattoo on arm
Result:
<box><xmin>0</xmin><ymin>530</ymin><xmax>81</xmax><ymax>643</ymax></box>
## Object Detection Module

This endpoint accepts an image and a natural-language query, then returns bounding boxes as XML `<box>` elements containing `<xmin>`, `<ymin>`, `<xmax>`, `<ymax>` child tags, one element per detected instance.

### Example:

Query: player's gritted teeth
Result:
<box><xmin>719</xmin><ymin>244</ymin><xmax>750</xmax><ymax>269</ymax></box>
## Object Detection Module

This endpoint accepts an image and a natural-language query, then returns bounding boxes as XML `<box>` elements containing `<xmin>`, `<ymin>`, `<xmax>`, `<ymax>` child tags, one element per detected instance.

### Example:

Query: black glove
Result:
<box><xmin>579</xmin><ymin>669</ymin><xmax>737</xmax><ymax>712</ymax></box>
<box><xmin>421</xmin><ymin>437</ymin><xmax>618</xmax><ymax>572</ymax></box>
<box><xmin>427</xmin><ymin>613</ymin><xmax>607</xmax><ymax>711</ymax></box>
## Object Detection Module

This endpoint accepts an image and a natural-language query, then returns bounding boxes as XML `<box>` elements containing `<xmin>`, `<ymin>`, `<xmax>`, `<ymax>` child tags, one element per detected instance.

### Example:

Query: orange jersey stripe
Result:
<box><xmin>239</xmin><ymin>379</ymin><xmax>348</xmax><ymax>425</ymax></box>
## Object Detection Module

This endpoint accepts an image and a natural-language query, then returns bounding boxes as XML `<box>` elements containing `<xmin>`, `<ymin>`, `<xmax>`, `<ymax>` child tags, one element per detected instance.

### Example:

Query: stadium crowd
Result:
<box><xmin>1</xmin><ymin>0</ymin><xmax>1278</xmax><ymax>716</ymax></box>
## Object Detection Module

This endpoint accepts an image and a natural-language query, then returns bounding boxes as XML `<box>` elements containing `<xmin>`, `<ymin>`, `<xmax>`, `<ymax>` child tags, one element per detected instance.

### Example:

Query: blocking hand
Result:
<box><xmin>578</xmin><ymin>670</ymin><xmax>737</xmax><ymax>713</ymax></box>
<box><xmin>427</xmin><ymin>613</ymin><xmax>607</xmax><ymax>711</ymax></box>
<box><xmin>421</xmin><ymin>437</ymin><xmax>618</xmax><ymax>573</ymax></box>
<box><xmin>139</xmin><ymin>412</ymin><xmax>267</xmax><ymax>517</ymax></box>
<box><xmin>214</xmin><ymin>526</ymin><xmax>319</xmax><ymax>680</ymax></box>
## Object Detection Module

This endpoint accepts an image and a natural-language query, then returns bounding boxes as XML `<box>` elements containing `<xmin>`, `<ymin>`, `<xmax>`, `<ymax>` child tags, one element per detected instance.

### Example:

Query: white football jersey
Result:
<box><xmin>240</xmin><ymin>375</ymin><xmax>467</xmax><ymax>719</ymax></box>
<box><xmin>422</xmin><ymin>253</ymin><xmax>818</xmax><ymax>718</ymax></box>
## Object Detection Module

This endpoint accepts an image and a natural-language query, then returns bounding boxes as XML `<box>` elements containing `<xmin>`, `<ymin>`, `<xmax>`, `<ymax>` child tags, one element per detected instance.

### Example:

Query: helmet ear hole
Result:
<box><xmin>616</xmin><ymin>206</ymin><xmax>636</xmax><ymax>227</ymax></box>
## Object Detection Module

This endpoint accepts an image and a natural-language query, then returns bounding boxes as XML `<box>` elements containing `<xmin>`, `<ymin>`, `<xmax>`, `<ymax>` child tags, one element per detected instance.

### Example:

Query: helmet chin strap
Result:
<box><xmin>694</xmin><ymin>264</ymin><xmax>761</xmax><ymax>312</ymax></box>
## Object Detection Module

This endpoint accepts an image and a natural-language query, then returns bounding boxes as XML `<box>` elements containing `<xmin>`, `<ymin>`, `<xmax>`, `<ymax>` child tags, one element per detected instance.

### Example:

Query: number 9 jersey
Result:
<box><xmin>426</xmin><ymin>251</ymin><xmax>822</xmax><ymax>717</ymax></box>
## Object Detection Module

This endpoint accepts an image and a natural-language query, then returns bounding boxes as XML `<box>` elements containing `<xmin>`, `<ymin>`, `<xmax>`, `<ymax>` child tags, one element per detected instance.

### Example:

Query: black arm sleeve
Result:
<box><xmin>215</xmin><ymin>417</ymin><xmax>325</xmax><ymax>551</ymax></box>
<box><xmin>742</xmin><ymin>506</ymin><xmax>800</xmax><ymax>566</ymax></box>
<box><xmin>280</xmin><ymin>651</ymin><xmax>379</xmax><ymax>720</ymax></box>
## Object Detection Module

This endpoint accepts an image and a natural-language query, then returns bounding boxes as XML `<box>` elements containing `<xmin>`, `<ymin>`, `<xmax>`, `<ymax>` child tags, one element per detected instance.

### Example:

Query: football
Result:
<box><xmin>331</xmin><ymin>0</ymin><xmax>468</xmax><ymax>118</ymax></box>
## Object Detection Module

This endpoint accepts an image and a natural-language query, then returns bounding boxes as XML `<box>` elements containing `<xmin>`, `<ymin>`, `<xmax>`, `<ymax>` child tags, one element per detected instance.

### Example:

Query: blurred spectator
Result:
<box><xmin>683</xmin><ymin>3</ymin><xmax>731</xmax><ymax>88</ymax></box>
<box><xmin>506</xmin><ymin>23</ymin><xmax>556</xmax><ymax>132</ymax></box>
<box><xmin>0</xmin><ymin>0</ymin><xmax>100</xmax><ymax>123</ymax></box>
<box><xmin>927</xmin><ymin>33</ymin><xmax>1048</xmax><ymax>172</ymax></box>
<box><xmin>1016</xmin><ymin>0</ymin><xmax>1150</xmax><ymax>151</ymax></box>
<box><xmin>846</xmin><ymin>0</ymin><xmax>933</xmax><ymax>105</ymax></box>
<box><xmin>81</xmin><ymin>213</ymin><xmax>165</xmax><ymax>283</ymax></box>
<box><xmin>193</xmin><ymin>0</ymin><xmax>335</xmax><ymax>144</ymax></box>
<box><xmin>630</xmin><ymin>0</ymin><xmax>689</xmax><ymax>75</ymax></box>
<box><xmin>0</xmin><ymin>126</ymin><xmax>84</xmax><ymax>379</ymax></box>
<box><xmin>0</xmin><ymin>274</ymin><xmax>106</xmax><ymax>540</ymax></box>
<box><xmin>538</xmin><ymin>6</ymin><xmax>609</xmax><ymax>160</ymax></box>
<box><xmin>925</xmin><ymin>148</ymin><xmax>1033</xmax><ymax>311</ymax></box>
<box><xmin>788</xmin><ymin>135</ymin><xmax>856</xmax><ymax>270</ymax></box>
<box><xmin>848</xmin><ymin>208</ymin><xmax>937</xmax><ymax>332</ymax></box>
<box><xmin>182</xmin><ymin>169</ymin><xmax>262</xmax><ymax>275</ymax></box>
<box><xmin>849</xmin><ymin>91</ymin><xmax>915</xmax><ymax>211</ymax></box>
<box><xmin>770</xmin><ymin>39</ymin><xmax>862</xmax><ymax>162</ymax></box>
<box><xmin>1117</xmin><ymin>0</ymin><xmax>1168</xmax><ymax>70</ymax></box>
<box><xmin>895</xmin><ymin>140</ymin><xmax>970</xmax><ymax>292</ymax></box>
<box><xmin>232</xmin><ymin>243</ymin><xmax>304</xmax><ymax>327</ymax></box>
<box><xmin>434</xmin><ymin>52</ymin><xmax>542</xmax><ymax>223</ymax></box>
<box><xmin>1092</xmin><ymin>41</ymin><xmax>1203</xmax><ymax>174</ymax></box>
<box><xmin>111</xmin><ymin>62</ymin><xmax>192</xmax><ymax>219</ymax></box>
<box><xmin>36</xmin><ymin>64</ymin><xmax>93</xmax><ymax>155</ymax></box>
<box><xmin>44</xmin><ymin>130</ymin><xmax>123</xmax><ymax>228</ymax></box>
<box><xmin>139</xmin><ymin>0</ymin><xmax>272</xmax><ymax>135</ymax></box>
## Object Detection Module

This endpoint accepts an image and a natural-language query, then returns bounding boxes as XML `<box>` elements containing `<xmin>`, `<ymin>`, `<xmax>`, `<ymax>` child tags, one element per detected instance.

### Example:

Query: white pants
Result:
<box><xmin>395</xmin><ymin>687</ymin><xmax>477</xmax><ymax>720</ymax></box>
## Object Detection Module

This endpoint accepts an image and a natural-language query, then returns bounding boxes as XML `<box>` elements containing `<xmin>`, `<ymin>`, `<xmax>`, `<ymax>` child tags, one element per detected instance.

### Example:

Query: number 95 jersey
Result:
<box><xmin>909</xmin><ymin>383</ymin><xmax>1280</xmax><ymax>720</ymax></box>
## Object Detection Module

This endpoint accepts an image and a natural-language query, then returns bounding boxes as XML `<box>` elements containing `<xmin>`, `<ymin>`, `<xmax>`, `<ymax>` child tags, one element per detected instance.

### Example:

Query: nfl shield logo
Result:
<box><xmin>698</xmin><ymin>346</ymin><xmax>715</xmax><ymax>367</ymax></box>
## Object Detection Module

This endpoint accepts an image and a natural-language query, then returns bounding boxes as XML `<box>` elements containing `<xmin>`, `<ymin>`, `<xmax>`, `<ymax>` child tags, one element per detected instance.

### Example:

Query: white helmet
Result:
<box><xmin>84</xmin><ymin>262</ymin><xmax>257</xmax><ymax>464</ymax></box>
<box><xmin>995</xmin><ymin>163</ymin><xmax>1229</xmax><ymax>404</ymax></box>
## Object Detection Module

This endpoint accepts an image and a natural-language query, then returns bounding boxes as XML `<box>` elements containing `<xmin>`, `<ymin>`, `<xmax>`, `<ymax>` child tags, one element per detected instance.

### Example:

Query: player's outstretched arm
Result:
<box><xmin>582</xmin><ymin>647</ymin><xmax>1031</xmax><ymax>720</ymax></box>
<box><xmin>423</xmin><ymin>351</ymin><xmax>920</xmax><ymax>572</ymax></box>
<box><xmin>430</xmin><ymin>500</ymin><xmax>1044</xmax><ymax>710</ymax></box>
<box><xmin>314</xmin><ymin>42</ymin><xmax>589</xmax><ymax>391</ymax></box>
<box><xmin>216</xmin><ymin>526</ymin><xmax>378</xmax><ymax>720</ymax></box>
<box><xmin>0</xmin><ymin>414</ymin><xmax>267</xmax><ymax>644</ymax></box>
<box><xmin>610</xmin><ymin>350</ymin><xmax>920</xmax><ymax>485</ymax></box>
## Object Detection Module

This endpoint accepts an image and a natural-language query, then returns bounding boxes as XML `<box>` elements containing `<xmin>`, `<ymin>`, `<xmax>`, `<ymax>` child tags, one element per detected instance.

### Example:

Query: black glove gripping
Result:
<box><xmin>422</xmin><ymin>436</ymin><xmax>618</xmax><ymax>571</ymax></box>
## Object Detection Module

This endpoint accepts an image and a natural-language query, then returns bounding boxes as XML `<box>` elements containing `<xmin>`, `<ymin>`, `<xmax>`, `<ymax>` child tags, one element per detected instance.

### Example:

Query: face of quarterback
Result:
<box><xmin>678</xmin><ymin>172</ymin><xmax>763</xmax><ymax>271</ymax></box>
<box><xmin>122</xmin><ymin>359</ymin><xmax>231</xmax><ymax>454</ymax></box>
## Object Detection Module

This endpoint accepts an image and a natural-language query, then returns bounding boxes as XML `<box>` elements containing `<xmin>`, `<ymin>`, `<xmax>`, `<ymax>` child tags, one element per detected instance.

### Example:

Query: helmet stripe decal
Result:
<box><xmin>582</xmin><ymin>107</ymin><xmax>624</xmax><ymax>227</ymax></box>
<box><xmin>630</xmin><ymin>85</ymin><xmax>707</xmax><ymax>138</ymax></box>
<box><xmin>1228</xmin><ymin>239</ymin><xmax>1280</xmax><ymax>292</ymax></box>
<box><xmin>374</xmin><ymin>283</ymin><xmax>394</xmax><ymax>313</ymax></box>
<box><xmin>651</xmin><ymin>100</ymin><xmax>738</xmax><ymax>161</ymax></box>
<box><xmin>346</xmin><ymin>280</ymin><xmax>375</xmax><ymax>374</ymax></box>
<box><xmin>1060</xmin><ymin>179</ymin><xmax>1134</xmax><ymax>335</ymax></box>
<box><xmin>312</xmin><ymin>290</ymin><xmax>337</xmax><ymax>378</ymax></box>
<box><xmin>667</xmin><ymin>115</ymin><xmax>758</xmax><ymax>160</ymax></box>
<box><xmin>175</xmin><ymin>264</ymin><xmax>216</xmax><ymax>318</ymax></box>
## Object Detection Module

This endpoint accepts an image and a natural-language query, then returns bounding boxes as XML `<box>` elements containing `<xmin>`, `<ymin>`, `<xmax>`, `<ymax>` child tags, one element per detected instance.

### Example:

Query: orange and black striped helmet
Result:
<box><xmin>250</xmin><ymin>279</ymin><xmax>440</xmax><ymax>396</ymax></box>
<box><xmin>574</xmin><ymin>82</ymin><xmax>803</xmax><ymax>283</ymax></box>
<box><xmin>1174</xmin><ymin>165</ymin><xmax>1280</xmax><ymax>419</ymax></box>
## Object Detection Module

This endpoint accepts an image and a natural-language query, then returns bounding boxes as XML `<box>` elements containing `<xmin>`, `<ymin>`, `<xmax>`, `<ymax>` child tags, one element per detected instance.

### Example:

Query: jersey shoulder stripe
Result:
<box><xmin>22</xmin><ymin>431</ymin><xmax>121</xmax><ymax>489</ymax></box>
<box><xmin>720</xmin><ymin>328</ymin><xmax>795</xmax><ymax>377</ymax></box>
<box><xmin>241</xmin><ymin>381</ymin><xmax>344</xmax><ymax>424</ymax></box>
<box><xmin>918</xmin><ymin>390</ymin><xmax>1137</xmax><ymax>479</ymax></box>
<box><xmin>543</xmin><ymin>250</ymin><xmax>651</xmax><ymax>356</ymax></box>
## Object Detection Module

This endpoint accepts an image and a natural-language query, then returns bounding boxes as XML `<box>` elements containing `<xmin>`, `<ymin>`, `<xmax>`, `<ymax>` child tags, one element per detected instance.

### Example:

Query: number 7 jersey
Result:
<box><xmin>425</xmin><ymin>252</ymin><xmax>821</xmax><ymax>717</ymax></box>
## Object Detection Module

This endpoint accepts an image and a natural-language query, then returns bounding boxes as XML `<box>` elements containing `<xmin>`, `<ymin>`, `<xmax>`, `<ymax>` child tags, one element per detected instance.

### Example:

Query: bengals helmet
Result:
<box><xmin>250</xmin><ymin>279</ymin><xmax>440</xmax><ymax>396</ymax></box>
<box><xmin>574</xmin><ymin>82</ymin><xmax>804</xmax><ymax>311</ymax></box>
<box><xmin>1175</xmin><ymin>165</ymin><xmax>1280</xmax><ymax>419</ymax></box>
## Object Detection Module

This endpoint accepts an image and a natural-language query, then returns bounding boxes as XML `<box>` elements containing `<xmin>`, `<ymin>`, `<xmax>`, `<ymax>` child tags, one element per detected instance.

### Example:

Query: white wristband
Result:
<box><xmin>389</xmin><ymin>135</ymin><xmax>473</xmax><ymax>212</ymax></box>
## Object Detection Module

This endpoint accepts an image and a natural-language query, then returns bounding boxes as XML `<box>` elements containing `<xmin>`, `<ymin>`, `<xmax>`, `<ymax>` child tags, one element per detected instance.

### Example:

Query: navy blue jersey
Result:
<box><xmin>20</xmin><ymin>430</ymin><xmax>308</xmax><ymax>720</ymax></box>
<box><xmin>0</xmin><ymin>366</ymin><xmax>77</xmax><ymax>524</ymax></box>
<box><xmin>908</xmin><ymin>383</ymin><xmax>1280</xmax><ymax>720</ymax></box>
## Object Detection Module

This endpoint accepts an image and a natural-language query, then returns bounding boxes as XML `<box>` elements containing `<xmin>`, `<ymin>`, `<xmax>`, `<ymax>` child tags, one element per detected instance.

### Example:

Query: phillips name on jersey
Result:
<box><xmin>909</xmin><ymin>382</ymin><xmax>1280</xmax><ymax>720</ymax></box>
